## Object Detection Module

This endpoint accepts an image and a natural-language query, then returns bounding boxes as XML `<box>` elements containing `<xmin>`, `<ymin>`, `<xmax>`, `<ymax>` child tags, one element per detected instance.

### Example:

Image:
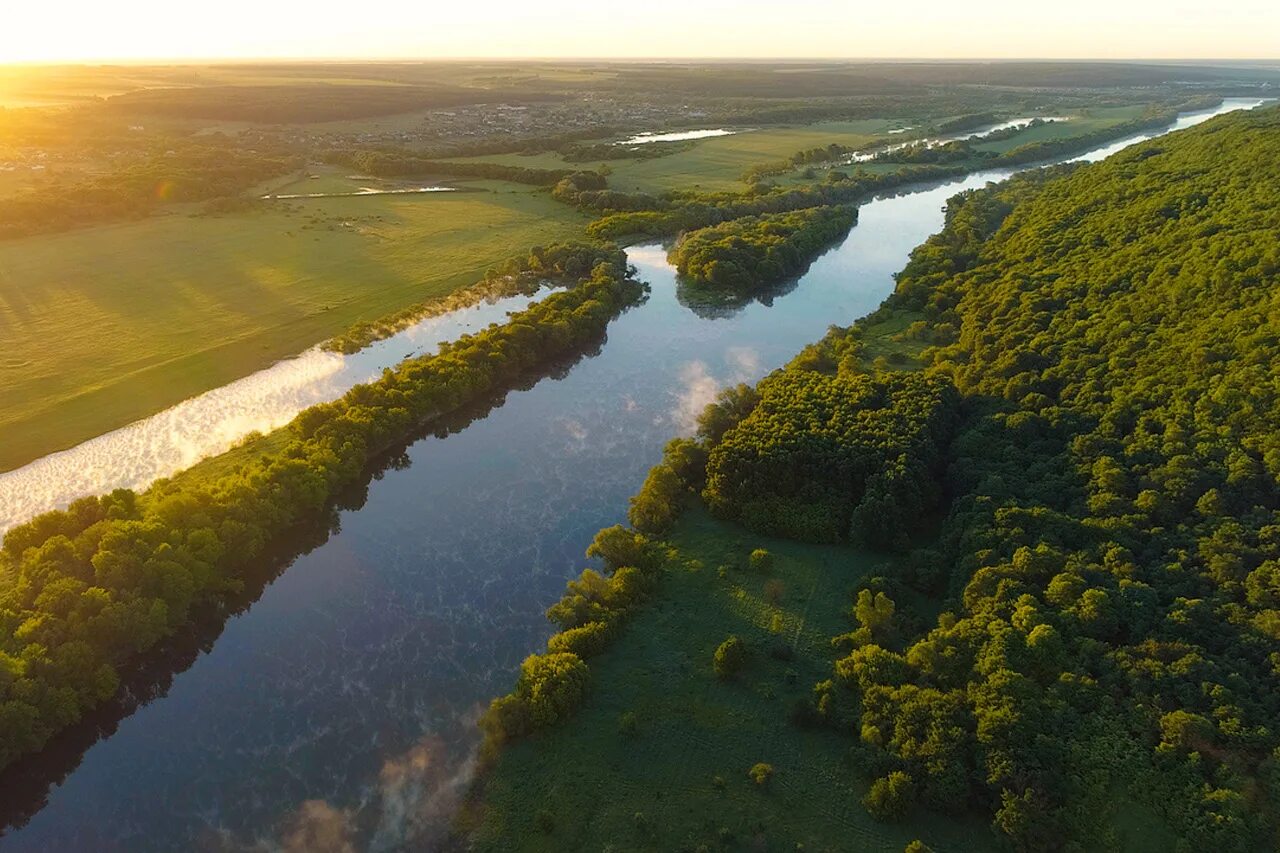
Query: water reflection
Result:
<box><xmin>0</xmin><ymin>285</ymin><xmax>562</xmax><ymax>534</ymax></box>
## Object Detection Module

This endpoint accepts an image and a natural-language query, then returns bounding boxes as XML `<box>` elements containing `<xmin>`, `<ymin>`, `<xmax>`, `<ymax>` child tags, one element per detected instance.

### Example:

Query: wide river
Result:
<box><xmin>0</xmin><ymin>98</ymin><xmax>1267</xmax><ymax>851</ymax></box>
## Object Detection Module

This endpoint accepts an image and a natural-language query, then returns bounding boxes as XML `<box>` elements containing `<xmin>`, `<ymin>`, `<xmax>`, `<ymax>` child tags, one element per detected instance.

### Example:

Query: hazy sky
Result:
<box><xmin>2</xmin><ymin>0</ymin><xmax>1277</xmax><ymax>63</ymax></box>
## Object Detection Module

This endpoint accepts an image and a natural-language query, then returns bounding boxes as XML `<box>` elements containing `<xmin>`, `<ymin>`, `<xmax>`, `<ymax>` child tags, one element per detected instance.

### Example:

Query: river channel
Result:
<box><xmin>0</xmin><ymin>97</ymin><xmax>1267</xmax><ymax>851</ymax></box>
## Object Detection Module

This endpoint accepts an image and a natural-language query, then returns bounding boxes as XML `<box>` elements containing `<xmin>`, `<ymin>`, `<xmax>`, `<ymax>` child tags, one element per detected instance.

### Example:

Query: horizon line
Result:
<box><xmin>3</xmin><ymin>56</ymin><xmax>1279</xmax><ymax>68</ymax></box>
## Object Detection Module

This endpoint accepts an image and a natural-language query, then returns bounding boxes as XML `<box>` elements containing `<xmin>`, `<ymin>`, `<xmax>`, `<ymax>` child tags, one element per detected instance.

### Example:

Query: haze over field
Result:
<box><xmin>2</xmin><ymin>0</ymin><xmax>1278</xmax><ymax>61</ymax></box>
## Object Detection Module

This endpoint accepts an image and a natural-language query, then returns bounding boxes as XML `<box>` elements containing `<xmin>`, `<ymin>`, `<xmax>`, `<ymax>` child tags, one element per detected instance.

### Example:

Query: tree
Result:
<box><xmin>864</xmin><ymin>771</ymin><xmax>914</xmax><ymax>821</ymax></box>
<box><xmin>713</xmin><ymin>636</ymin><xmax>746</xmax><ymax>680</ymax></box>
<box><xmin>853</xmin><ymin>589</ymin><xmax>895</xmax><ymax>644</ymax></box>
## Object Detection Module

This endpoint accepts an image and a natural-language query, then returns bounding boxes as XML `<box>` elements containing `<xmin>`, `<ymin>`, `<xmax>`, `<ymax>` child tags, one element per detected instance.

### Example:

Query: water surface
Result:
<box><xmin>0</xmin><ymin>286</ymin><xmax>560</xmax><ymax>533</ymax></box>
<box><xmin>616</xmin><ymin>128</ymin><xmax>737</xmax><ymax>144</ymax></box>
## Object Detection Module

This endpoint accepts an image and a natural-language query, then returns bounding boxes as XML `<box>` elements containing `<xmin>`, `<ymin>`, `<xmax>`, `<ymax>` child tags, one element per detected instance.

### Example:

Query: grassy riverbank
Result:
<box><xmin>0</xmin><ymin>185</ymin><xmax>586</xmax><ymax>472</ymax></box>
<box><xmin>468</xmin><ymin>506</ymin><xmax>999</xmax><ymax>852</ymax></box>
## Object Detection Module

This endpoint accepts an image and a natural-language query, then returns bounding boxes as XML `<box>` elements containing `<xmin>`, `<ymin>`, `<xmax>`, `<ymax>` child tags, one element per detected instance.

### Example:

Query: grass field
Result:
<box><xmin>971</xmin><ymin>105</ymin><xmax>1148</xmax><ymax>153</ymax></box>
<box><xmin>0</xmin><ymin>184</ymin><xmax>586</xmax><ymax>472</ymax></box>
<box><xmin>446</xmin><ymin>120</ymin><xmax>892</xmax><ymax>193</ymax></box>
<box><xmin>469</xmin><ymin>506</ymin><xmax>1002</xmax><ymax>852</ymax></box>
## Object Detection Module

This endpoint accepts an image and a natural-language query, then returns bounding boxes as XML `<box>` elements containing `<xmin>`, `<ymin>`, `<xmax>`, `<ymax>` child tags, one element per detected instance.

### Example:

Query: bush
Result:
<box><xmin>749</xmin><ymin>549</ymin><xmax>774</xmax><ymax>573</ymax></box>
<box><xmin>864</xmin><ymin>771</ymin><xmax>915</xmax><ymax>821</ymax></box>
<box><xmin>480</xmin><ymin>652</ymin><xmax>589</xmax><ymax>746</ymax></box>
<box><xmin>713</xmin><ymin>635</ymin><xmax>746</xmax><ymax>680</ymax></box>
<box><xmin>748</xmin><ymin>762</ymin><xmax>775</xmax><ymax>786</ymax></box>
<box><xmin>547</xmin><ymin>621</ymin><xmax>615</xmax><ymax>658</ymax></box>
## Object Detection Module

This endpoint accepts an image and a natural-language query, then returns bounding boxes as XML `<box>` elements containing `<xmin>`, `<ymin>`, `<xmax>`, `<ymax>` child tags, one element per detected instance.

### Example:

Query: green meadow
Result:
<box><xmin>446</xmin><ymin>120</ymin><xmax>893</xmax><ymax>193</ymax></box>
<box><xmin>0</xmin><ymin>184</ymin><xmax>586</xmax><ymax>471</ymax></box>
<box><xmin>469</xmin><ymin>506</ymin><xmax>1001</xmax><ymax>853</ymax></box>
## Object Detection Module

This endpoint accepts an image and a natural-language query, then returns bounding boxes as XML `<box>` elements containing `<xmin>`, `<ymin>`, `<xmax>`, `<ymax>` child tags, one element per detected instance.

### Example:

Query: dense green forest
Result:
<box><xmin>668</xmin><ymin>205</ymin><xmax>857</xmax><ymax>293</ymax></box>
<box><xmin>0</xmin><ymin>244</ymin><xmax>643</xmax><ymax>772</ymax></box>
<box><xmin>702</xmin><ymin>371</ymin><xmax>956</xmax><ymax>546</ymax></box>
<box><xmin>470</xmin><ymin>106</ymin><xmax>1280</xmax><ymax>850</ymax></box>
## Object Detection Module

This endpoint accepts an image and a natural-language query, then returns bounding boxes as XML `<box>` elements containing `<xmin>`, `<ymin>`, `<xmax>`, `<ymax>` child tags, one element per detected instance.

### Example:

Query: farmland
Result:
<box><xmin>0</xmin><ymin>183</ymin><xmax>586</xmax><ymax>470</ymax></box>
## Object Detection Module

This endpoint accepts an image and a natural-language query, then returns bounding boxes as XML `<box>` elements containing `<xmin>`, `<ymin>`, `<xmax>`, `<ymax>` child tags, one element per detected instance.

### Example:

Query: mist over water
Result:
<box><xmin>0</xmin><ymin>286</ymin><xmax>560</xmax><ymax>534</ymax></box>
<box><xmin>0</xmin><ymin>98</ymin><xmax>1269</xmax><ymax>851</ymax></box>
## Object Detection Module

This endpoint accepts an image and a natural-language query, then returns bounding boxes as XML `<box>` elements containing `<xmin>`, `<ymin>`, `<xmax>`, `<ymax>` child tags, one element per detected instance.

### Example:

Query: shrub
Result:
<box><xmin>748</xmin><ymin>762</ymin><xmax>775</xmax><ymax>786</ymax></box>
<box><xmin>480</xmin><ymin>652</ymin><xmax>589</xmax><ymax>746</ymax></box>
<box><xmin>864</xmin><ymin>771</ymin><xmax>915</xmax><ymax>821</ymax></box>
<box><xmin>547</xmin><ymin>621</ymin><xmax>614</xmax><ymax>658</ymax></box>
<box><xmin>749</xmin><ymin>549</ymin><xmax>774</xmax><ymax>573</ymax></box>
<box><xmin>713</xmin><ymin>635</ymin><xmax>746</xmax><ymax>680</ymax></box>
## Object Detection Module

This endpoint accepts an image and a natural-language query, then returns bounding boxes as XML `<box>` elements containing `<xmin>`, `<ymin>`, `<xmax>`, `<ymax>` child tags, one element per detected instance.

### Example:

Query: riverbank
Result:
<box><xmin>0</xmin><ymin>98</ymin><xmax>1271</xmax><ymax>851</ymax></box>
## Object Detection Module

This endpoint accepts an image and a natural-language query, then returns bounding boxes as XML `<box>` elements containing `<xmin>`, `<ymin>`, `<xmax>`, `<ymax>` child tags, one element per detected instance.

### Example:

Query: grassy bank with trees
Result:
<box><xmin>466</xmin><ymin>105</ymin><xmax>1280</xmax><ymax>851</ymax></box>
<box><xmin>0</xmin><ymin>186</ymin><xmax>587</xmax><ymax>473</ymax></box>
<box><xmin>0</xmin><ymin>244</ymin><xmax>644</xmax><ymax>772</ymax></box>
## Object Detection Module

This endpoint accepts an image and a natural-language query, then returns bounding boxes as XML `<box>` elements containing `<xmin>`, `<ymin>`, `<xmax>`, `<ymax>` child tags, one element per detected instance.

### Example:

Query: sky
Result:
<box><xmin>1</xmin><ymin>0</ymin><xmax>1277</xmax><ymax>63</ymax></box>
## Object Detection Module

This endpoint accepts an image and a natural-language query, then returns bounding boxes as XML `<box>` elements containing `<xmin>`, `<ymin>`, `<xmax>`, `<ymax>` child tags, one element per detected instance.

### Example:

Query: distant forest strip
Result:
<box><xmin>105</xmin><ymin>84</ymin><xmax>565</xmax><ymax>123</ymax></box>
<box><xmin>583</xmin><ymin>164</ymin><xmax>967</xmax><ymax>239</ymax></box>
<box><xmin>0</xmin><ymin>144</ymin><xmax>298</xmax><ymax>239</ymax></box>
<box><xmin>668</xmin><ymin>205</ymin><xmax>858</xmax><ymax>293</ymax></box>
<box><xmin>0</xmin><ymin>244</ymin><xmax>644</xmax><ymax>772</ymax></box>
<box><xmin>325</xmin><ymin>149</ymin><xmax>592</xmax><ymax>186</ymax></box>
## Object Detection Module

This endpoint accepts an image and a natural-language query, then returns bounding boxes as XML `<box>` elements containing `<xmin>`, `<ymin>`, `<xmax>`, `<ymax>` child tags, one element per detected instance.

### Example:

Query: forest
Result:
<box><xmin>0</xmin><ymin>243</ymin><xmax>643</xmax><ymax>772</ymax></box>
<box><xmin>668</xmin><ymin>205</ymin><xmax>857</xmax><ymax>293</ymax></box>
<box><xmin>470</xmin><ymin>105</ymin><xmax>1280</xmax><ymax>851</ymax></box>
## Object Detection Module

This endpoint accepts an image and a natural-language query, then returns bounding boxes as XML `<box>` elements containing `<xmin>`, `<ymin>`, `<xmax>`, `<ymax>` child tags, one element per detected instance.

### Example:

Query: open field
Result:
<box><xmin>470</xmin><ymin>507</ymin><xmax>1001</xmax><ymax>852</ymax></box>
<box><xmin>971</xmin><ymin>104</ymin><xmax>1149</xmax><ymax>153</ymax></box>
<box><xmin>0</xmin><ymin>185</ymin><xmax>586</xmax><ymax>471</ymax></box>
<box><xmin>446</xmin><ymin>120</ymin><xmax>892</xmax><ymax>193</ymax></box>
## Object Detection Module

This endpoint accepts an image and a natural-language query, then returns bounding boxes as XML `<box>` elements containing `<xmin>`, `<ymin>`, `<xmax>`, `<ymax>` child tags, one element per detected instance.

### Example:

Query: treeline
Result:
<box><xmin>586</xmin><ymin>164</ymin><xmax>966</xmax><ymax>239</ymax></box>
<box><xmin>106</xmin><ymin>84</ymin><xmax>561</xmax><ymax>124</ymax></box>
<box><xmin>933</xmin><ymin>112</ymin><xmax>1001</xmax><ymax>134</ymax></box>
<box><xmin>0</xmin><ymin>253</ymin><xmax>645</xmax><ymax>772</ymax></box>
<box><xmin>797</xmin><ymin>106</ymin><xmax>1280</xmax><ymax>849</ymax></box>
<box><xmin>0</xmin><ymin>146</ymin><xmax>296</xmax><ymax>239</ymax></box>
<box><xmin>550</xmin><ymin>171</ymin><xmax>662</xmax><ymax>212</ymax></box>
<box><xmin>479</xmin><ymin>525</ymin><xmax>666</xmax><ymax>753</ymax></box>
<box><xmin>325</xmin><ymin>149</ymin><xmax>591</xmax><ymax>186</ymax></box>
<box><xmin>668</xmin><ymin>205</ymin><xmax>857</xmax><ymax>292</ymax></box>
<box><xmin>559</xmin><ymin>140</ymin><xmax>693</xmax><ymax>163</ymax></box>
<box><xmin>742</xmin><ymin>142</ymin><xmax>864</xmax><ymax>182</ymax></box>
<box><xmin>325</xmin><ymin>242</ymin><xmax>626</xmax><ymax>353</ymax></box>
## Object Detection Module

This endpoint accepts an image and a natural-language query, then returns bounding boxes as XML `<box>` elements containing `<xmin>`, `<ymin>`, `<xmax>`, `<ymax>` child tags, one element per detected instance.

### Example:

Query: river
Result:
<box><xmin>0</xmin><ymin>97</ymin><xmax>1268</xmax><ymax>851</ymax></box>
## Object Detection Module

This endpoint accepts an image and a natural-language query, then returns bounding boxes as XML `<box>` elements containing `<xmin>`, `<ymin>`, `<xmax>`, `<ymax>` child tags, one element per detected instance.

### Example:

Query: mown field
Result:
<box><xmin>469</xmin><ymin>506</ymin><xmax>1001</xmax><ymax>853</ymax></box>
<box><xmin>0</xmin><ymin>184</ymin><xmax>586</xmax><ymax>471</ymax></box>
